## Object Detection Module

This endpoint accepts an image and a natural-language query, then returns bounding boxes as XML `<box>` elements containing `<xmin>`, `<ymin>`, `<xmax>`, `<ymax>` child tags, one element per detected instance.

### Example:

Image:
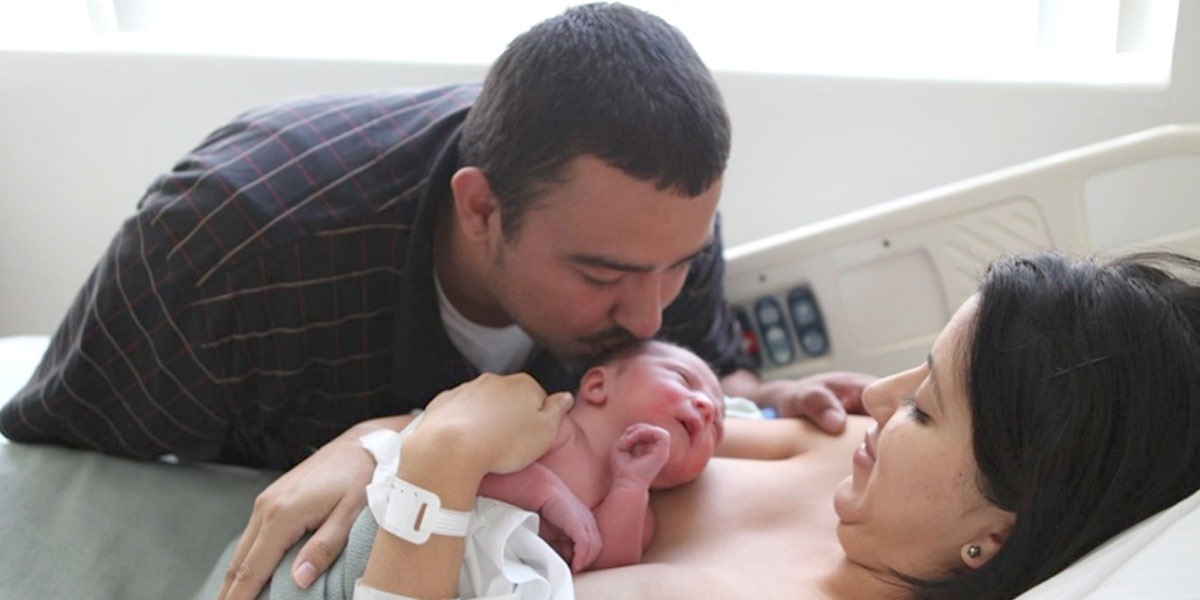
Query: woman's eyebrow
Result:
<box><xmin>927</xmin><ymin>353</ymin><xmax>947</xmax><ymax>415</ymax></box>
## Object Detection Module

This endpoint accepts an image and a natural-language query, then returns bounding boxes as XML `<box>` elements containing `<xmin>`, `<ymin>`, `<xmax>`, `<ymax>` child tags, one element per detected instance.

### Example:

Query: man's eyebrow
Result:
<box><xmin>927</xmin><ymin>353</ymin><xmax>946</xmax><ymax>416</ymax></box>
<box><xmin>568</xmin><ymin>237</ymin><xmax>711</xmax><ymax>273</ymax></box>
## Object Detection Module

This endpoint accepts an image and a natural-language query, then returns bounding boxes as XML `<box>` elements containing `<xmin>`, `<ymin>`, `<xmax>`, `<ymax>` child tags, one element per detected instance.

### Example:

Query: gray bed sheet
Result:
<box><xmin>0</xmin><ymin>442</ymin><xmax>278</xmax><ymax>599</ymax></box>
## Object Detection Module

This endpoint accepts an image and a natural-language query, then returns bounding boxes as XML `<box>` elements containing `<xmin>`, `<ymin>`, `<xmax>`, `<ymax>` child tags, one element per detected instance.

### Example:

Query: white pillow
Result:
<box><xmin>1017</xmin><ymin>487</ymin><xmax>1200</xmax><ymax>599</ymax></box>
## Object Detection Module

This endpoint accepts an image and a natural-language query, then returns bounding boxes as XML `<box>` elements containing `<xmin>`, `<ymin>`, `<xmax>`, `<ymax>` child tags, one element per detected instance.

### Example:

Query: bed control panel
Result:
<box><xmin>754</xmin><ymin>296</ymin><xmax>795</xmax><ymax>365</ymax></box>
<box><xmin>732</xmin><ymin>307</ymin><xmax>763</xmax><ymax>369</ymax></box>
<box><xmin>735</xmin><ymin>285</ymin><xmax>830</xmax><ymax>368</ymax></box>
<box><xmin>788</xmin><ymin>286</ymin><xmax>829</xmax><ymax>357</ymax></box>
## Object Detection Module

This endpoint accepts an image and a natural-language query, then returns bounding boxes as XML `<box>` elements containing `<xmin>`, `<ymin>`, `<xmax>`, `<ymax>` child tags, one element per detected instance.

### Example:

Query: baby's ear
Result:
<box><xmin>578</xmin><ymin>365</ymin><xmax>613</xmax><ymax>406</ymax></box>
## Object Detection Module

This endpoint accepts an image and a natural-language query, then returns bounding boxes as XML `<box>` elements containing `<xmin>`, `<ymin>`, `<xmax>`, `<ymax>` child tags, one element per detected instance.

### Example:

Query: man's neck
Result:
<box><xmin>433</xmin><ymin>200</ymin><xmax>513</xmax><ymax>327</ymax></box>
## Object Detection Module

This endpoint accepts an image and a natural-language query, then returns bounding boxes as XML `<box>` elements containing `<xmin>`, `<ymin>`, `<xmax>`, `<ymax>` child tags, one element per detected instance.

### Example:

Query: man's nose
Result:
<box><xmin>613</xmin><ymin>273</ymin><xmax>664</xmax><ymax>339</ymax></box>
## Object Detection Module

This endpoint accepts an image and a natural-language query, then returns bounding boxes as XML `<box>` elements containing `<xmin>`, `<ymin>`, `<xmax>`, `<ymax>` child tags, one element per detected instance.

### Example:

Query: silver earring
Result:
<box><xmin>967</xmin><ymin>545</ymin><xmax>982</xmax><ymax>558</ymax></box>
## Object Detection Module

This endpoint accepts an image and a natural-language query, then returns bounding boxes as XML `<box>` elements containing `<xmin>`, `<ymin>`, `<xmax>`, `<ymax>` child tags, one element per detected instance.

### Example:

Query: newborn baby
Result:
<box><xmin>477</xmin><ymin>340</ymin><xmax>725</xmax><ymax>572</ymax></box>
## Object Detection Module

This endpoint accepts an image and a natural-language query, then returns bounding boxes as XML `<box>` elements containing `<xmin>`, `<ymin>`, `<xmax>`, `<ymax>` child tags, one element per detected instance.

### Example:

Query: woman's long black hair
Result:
<box><xmin>912</xmin><ymin>252</ymin><xmax>1200</xmax><ymax>600</ymax></box>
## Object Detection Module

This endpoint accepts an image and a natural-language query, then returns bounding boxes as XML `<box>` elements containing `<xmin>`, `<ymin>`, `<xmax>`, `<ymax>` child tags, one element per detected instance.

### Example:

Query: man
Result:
<box><xmin>0</xmin><ymin>3</ymin><xmax>870</xmax><ymax>599</ymax></box>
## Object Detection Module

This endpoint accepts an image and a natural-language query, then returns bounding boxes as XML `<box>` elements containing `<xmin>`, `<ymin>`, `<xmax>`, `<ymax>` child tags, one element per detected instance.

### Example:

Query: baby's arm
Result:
<box><xmin>479</xmin><ymin>462</ymin><xmax>602</xmax><ymax>572</ymax></box>
<box><xmin>589</xmin><ymin>423</ymin><xmax>670</xmax><ymax>570</ymax></box>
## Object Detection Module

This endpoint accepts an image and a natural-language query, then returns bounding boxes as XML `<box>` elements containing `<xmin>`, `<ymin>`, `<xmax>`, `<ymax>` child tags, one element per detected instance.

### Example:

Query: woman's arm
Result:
<box><xmin>359</xmin><ymin>373</ymin><xmax>573</xmax><ymax>599</ymax></box>
<box><xmin>361</xmin><ymin>423</ymin><xmax>488</xmax><ymax>598</ymax></box>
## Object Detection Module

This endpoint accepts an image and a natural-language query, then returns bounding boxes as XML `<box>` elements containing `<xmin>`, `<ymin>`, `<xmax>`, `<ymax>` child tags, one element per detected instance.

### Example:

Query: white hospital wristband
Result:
<box><xmin>361</xmin><ymin>423</ymin><xmax>472</xmax><ymax>545</ymax></box>
<box><xmin>371</xmin><ymin>474</ymin><xmax>471</xmax><ymax>544</ymax></box>
<box><xmin>353</xmin><ymin>578</ymin><xmax>460</xmax><ymax>600</ymax></box>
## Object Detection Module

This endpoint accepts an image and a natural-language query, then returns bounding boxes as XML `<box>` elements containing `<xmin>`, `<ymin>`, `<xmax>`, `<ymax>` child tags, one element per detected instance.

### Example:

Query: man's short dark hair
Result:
<box><xmin>459</xmin><ymin>2</ymin><xmax>731</xmax><ymax>239</ymax></box>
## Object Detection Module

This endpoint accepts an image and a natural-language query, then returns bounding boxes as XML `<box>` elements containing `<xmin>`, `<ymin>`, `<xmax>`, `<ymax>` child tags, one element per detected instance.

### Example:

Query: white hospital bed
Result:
<box><xmin>2</xmin><ymin>125</ymin><xmax>1199</xmax><ymax>599</ymax></box>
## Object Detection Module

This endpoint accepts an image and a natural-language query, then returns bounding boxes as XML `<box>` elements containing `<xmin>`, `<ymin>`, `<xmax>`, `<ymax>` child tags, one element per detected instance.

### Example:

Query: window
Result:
<box><xmin>0</xmin><ymin>0</ymin><xmax>1180</xmax><ymax>84</ymax></box>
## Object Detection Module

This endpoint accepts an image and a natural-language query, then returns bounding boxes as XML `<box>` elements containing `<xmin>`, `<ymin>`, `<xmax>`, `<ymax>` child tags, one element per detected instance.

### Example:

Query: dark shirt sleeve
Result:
<box><xmin>658</xmin><ymin>214</ymin><xmax>757</xmax><ymax>378</ymax></box>
<box><xmin>1</xmin><ymin>88</ymin><xmax>474</xmax><ymax>469</ymax></box>
<box><xmin>0</xmin><ymin>205</ymin><xmax>233</xmax><ymax>463</ymax></box>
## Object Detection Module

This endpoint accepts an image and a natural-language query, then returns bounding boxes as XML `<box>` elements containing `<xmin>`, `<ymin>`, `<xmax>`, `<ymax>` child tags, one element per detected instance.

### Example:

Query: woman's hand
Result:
<box><xmin>406</xmin><ymin>372</ymin><xmax>575</xmax><ymax>479</ymax></box>
<box><xmin>361</xmin><ymin>373</ymin><xmax>573</xmax><ymax>599</ymax></box>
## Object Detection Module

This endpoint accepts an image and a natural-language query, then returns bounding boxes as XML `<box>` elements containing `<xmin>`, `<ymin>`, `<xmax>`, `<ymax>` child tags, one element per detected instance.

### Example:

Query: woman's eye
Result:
<box><xmin>902</xmin><ymin>395</ymin><xmax>931</xmax><ymax>425</ymax></box>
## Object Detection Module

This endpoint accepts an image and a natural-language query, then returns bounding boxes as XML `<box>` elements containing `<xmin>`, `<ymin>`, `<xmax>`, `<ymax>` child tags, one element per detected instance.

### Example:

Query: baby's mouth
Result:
<box><xmin>678</xmin><ymin>415</ymin><xmax>701</xmax><ymax>444</ymax></box>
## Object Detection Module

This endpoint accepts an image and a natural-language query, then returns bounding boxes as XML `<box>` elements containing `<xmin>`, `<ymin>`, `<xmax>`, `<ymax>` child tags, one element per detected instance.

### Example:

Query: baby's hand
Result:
<box><xmin>540</xmin><ymin>493</ymin><xmax>603</xmax><ymax>572</ymax></box>
<box><xmin>610</xmin><ymin>423</ymin><xmax>671</xmax><ymax>487</ymax></box>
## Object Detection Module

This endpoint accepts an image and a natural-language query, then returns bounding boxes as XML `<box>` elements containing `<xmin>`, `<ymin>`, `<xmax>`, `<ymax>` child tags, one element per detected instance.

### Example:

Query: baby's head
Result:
<box><xmin>575</xmin><ymin>340</ymin><xmax>725</xmax><ymax>489</ymax></box>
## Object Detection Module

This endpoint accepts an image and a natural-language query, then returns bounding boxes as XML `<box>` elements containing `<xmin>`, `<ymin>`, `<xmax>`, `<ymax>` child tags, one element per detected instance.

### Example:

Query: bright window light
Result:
<box><xmin>0</xmin><ymin>0</ymin><xmax>1180</xmax><ymax>85</ymax></box>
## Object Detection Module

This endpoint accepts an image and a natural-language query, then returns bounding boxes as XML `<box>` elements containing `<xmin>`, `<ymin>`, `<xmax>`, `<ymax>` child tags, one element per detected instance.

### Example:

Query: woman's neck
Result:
<box><xmin>814</xmin><ymin>551</ymin><xmax>912</xmax><ymax>600</ymax></box>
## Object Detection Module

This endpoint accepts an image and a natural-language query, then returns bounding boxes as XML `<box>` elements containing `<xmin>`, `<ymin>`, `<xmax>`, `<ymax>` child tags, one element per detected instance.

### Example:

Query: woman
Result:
<box><xmin>363</xmin><ymin>251</ymin><xmax>1200</xmax><ymax>599</ymax></box>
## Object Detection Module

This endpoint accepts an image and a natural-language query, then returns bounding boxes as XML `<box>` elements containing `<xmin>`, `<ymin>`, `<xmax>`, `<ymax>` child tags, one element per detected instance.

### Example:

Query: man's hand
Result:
<box><xmin>722</xmin><ymin>369</ymin><xmax>876</xmax><ymax>434</ymax></box>
<box><xmin>215</xmin><ymin>415</ymin><xmax>411</xmax><ymax>600</ymax></box>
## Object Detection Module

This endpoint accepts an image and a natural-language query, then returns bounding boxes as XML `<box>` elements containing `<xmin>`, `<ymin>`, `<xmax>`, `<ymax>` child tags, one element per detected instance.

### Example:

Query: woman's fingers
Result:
<box><xmin>541</xmin><ymin>391</ymin><xmax>574</xmax><ymax>428</ymax></box>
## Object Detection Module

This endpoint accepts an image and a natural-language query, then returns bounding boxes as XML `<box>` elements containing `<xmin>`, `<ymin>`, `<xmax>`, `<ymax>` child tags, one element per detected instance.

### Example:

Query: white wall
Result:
<box><xmin>1</xmin><ymin>3</ymin><xmax>1198</xmax><ymax>336</ymax></box>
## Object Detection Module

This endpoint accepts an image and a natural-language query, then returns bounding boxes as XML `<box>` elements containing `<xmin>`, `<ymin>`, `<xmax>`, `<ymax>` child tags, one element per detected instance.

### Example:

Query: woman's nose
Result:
<box><xmin>862</xmin><ymin>367</ymin><xmax>918</xmax><ymax>424</ymax></box>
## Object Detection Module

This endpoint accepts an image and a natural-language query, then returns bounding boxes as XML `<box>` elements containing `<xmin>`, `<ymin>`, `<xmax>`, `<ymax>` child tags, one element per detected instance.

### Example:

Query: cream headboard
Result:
<box><xmin>723</xmin><ymin>124</ymin><xmax>1200</xmax><ymax>379</ymax></box>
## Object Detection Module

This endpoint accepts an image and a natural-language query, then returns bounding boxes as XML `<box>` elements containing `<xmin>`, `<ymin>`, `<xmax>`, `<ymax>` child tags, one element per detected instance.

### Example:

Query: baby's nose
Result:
<box><xmin>692</xmin><ymin>396</ymin><xmax>715</xmax><ymax>425</ymax></box>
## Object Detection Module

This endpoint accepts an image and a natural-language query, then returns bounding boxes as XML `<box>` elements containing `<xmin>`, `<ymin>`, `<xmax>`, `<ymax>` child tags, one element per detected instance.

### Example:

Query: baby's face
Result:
<box><xmin>606</xmin><ymin>342</ymin><xmax>725</xmax><ymax>488</ymax></box>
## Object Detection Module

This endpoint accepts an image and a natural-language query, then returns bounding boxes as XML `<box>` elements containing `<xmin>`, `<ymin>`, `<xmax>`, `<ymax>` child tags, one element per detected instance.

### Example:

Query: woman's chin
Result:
<box><xmin>832</xmin><ymin>475</ymin><xmax>856</xmax><ymax>521</ymax></box>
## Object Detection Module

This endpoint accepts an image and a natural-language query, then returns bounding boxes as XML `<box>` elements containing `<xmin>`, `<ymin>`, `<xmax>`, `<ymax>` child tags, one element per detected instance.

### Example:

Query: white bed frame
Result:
<box><xmin>724</xmin><ymin>124</ymin><xmax>1200</xmax><ymax>380</ymax></box>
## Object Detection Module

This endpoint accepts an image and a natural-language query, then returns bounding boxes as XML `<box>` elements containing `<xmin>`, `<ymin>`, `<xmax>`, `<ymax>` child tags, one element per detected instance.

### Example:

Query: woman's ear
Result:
<box><xmin>449</xmin><ymin>166</ymin><xmax>501</xmax><ymax>242</ymax></box>
<box><xmin>961</xmin><ymin>509</ymin><xmax>1014</xmax><ymax>569</ymax></box>
<box><xmin>578</xmin><ymin>366</ymin><xmax>614</xmax><ymax>406</ymax></box>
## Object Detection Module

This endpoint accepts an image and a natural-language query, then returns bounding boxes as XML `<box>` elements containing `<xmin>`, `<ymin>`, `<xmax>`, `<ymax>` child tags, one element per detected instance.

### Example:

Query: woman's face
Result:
<box><xmin>833</xmin><ymin>296</ymin><xmax>1013</xmax><ymax>579</ymax></box>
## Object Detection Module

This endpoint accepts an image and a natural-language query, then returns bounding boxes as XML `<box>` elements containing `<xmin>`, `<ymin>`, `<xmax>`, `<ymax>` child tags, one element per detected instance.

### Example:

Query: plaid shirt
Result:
<box><xmin>0</xmin><ymin>84</ymin><xmax>751</xmax><ymax>469</ymax></box>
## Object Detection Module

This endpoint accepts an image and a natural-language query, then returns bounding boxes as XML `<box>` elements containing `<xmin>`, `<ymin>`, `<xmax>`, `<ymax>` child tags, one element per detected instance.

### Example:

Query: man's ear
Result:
<box><xmin>578</xmin><ymin>365</ymin><xmax>614</xmax><ymax>407</ymax></box>
<box><xmin>449</xmin><ymin>166</ymin><xmax>502</xmax><ymax>242</ymax></box>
